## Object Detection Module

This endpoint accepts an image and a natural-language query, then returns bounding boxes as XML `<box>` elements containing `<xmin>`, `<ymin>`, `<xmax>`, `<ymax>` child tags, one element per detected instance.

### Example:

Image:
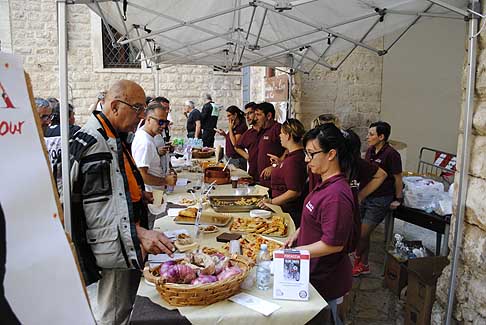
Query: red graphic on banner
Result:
<box><xmin>0</xmin><ymin>82</ymin><xmax>15</xmax><ymax>108</ymax></box>
<box><xmin>0</xmin><ymin>120</ymin><xmax>25</xmax><ymax>136</ymax></box>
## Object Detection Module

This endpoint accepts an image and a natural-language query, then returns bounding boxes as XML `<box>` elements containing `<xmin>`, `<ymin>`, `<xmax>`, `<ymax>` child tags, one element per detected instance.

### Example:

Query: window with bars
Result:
<box><xmin>102</xmin><ymin>23</ymin><xmax>141</xmax><ymax>69</ymax></box>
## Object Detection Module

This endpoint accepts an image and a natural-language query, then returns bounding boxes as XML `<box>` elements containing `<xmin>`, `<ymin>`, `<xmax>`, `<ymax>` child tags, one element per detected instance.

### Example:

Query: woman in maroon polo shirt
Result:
<box><xmin>352</xmin><ymin>121</ymin><xmax>403</xmax><ymax>277</ymax></box>
<box><xmin>215</xmin><ymin>106</ymin><xmax>248</xmax><ymax>170</ymax></box>
<box><xmin>258</xmin><ymin>119</ymin><xmax>307</xmax><ymax>227</ymax></box>
<box><xmin>285</xmin><ymin>124</ymin><xmax>356</xmax><ymax>325</ymax></box>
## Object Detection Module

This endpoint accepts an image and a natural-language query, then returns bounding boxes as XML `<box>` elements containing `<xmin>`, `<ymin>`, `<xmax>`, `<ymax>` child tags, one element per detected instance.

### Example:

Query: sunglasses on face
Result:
<box><xmin>116</xmin><ymin>99</ymin><xmax>146</xmax><ymax>114</ymax></box>
<box><xmin>149</xmin><ymin>116</ymin><xmax>170</xmax><ymax>126</ymax></box>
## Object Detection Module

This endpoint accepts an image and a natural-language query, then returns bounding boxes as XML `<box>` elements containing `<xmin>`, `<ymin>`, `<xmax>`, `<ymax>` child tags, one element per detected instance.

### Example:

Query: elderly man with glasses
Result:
<box><xmin>35</xmin><ymin>98</ymin><xmax>52</xmax><ymax>135</ymax></box>
<box><xmin>68</xmin><ymin>80</ymin><xmax>174</xmax><ymax>325</ymax></box>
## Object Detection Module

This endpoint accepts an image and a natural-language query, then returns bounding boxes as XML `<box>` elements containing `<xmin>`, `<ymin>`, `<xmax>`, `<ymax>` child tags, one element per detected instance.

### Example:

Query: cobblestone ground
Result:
<box><xmin>345</xmin><ymin>220</ymin><xmax>438</xmax><ymax>325</ymax></box>
<box><xmin>87</xmin><ymin>220</ymin><xmax>438</xmax><ymax>324</ymax></box>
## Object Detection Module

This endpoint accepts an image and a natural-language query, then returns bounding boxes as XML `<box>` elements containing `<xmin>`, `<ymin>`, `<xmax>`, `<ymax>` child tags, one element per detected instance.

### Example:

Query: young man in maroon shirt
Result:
<box><xmin>353</xmin><ymin>121</ymin><xmax>403</xmax><ymax>276</ymax></box>
<box><xmin>253</xmin><ymin>102</ymin><xmax>285</xmax><ymax>189</ymax></box>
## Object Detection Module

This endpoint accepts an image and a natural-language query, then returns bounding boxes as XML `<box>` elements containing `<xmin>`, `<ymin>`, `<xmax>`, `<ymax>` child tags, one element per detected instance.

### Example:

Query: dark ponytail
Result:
<box><xmin>341</xmin><ymin>128</ymin><xmax>361</xmax><ymax>185</ymax></box>
<box><xmin>303</xmin><ymin>124</ymin><xmax>355</xmax><ymax>182</ymax></box>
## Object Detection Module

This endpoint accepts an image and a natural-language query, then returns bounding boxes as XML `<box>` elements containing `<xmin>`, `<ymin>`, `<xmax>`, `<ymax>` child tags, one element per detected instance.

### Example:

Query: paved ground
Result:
<box><xmin>87</xmin><ymin>219</ymin><xmax>439</xmax><ymax>324</ymax></box>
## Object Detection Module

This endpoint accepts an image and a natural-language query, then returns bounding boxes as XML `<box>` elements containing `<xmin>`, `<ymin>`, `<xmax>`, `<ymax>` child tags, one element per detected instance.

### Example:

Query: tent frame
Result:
<box><xmin>56</xmin><ymin>1</ymin><xmax>481</xmax><ymax>324</ymax></box>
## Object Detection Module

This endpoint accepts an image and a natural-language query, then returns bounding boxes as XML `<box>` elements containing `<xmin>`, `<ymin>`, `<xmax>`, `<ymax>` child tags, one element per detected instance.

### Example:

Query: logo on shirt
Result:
<box><xmin>374</xmin><ymin>158</ymin><xmax>382</xmax><ymax>164</ymax></box>
<box><xmin>305</xmin><ymin>201</ymin><xmax>314</xmax><ymax>212</ymax></box>
<box><xmin>263</xmin><ymin>135</ymin><xmax>269</xmax><ymax>140</ymax></box>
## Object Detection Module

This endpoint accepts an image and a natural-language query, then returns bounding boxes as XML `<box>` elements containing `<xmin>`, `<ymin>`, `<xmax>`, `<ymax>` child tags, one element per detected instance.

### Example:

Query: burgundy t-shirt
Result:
<box><xmin>225</xmin><ymin>121</ymin><xmax>248</xmax><ymax>158</ymax></box>
<box><xmin>365</xmin><ymin>143</ymin><xmax>402</xmax><ymax>197</ymax></box>
<box><xmin>236</xmin><ymin>127</ymin><xmax>259</xmax><ymax>181</ymax></box>
<box><xmin>257</xmin><ymin>121</ymin><xmax>285</xmax><ymax>188</ymax></box>
<box><xmin>356</xmin><ymin>158</ymin><xmax>379</xmax><ymax>191</ymax></box>
<box><xmin>271</xmin><ymin>149</ymin><xmax>307</xmax><ymax>226</ymax></box>
<box><xmin>308</xmin><ymin>170</ymin><xmax>321</xmax><ymax>192</ymax></box>
<box><xmin>297</xmin><ymin>173</ymin><xmax>355</xmax><ymax>300</ymax></box>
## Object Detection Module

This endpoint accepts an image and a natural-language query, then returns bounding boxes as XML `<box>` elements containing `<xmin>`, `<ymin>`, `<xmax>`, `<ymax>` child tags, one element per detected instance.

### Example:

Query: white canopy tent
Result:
<box><xmin>56</xmin><ymin>1</ymin><xmax>480</xmax><ymax>324</ymax></box>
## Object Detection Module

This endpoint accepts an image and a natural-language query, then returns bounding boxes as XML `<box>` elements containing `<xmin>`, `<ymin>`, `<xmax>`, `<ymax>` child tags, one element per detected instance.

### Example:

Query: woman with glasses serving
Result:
<box><xmin>284</xmin><ymin>123</ymin><xmax>356</xmax><ymax>325</ymax></box>
<box><xmin>257</xmin><ymin>119</ymin><xmax>307</xmax><ymax>227</ymax></box>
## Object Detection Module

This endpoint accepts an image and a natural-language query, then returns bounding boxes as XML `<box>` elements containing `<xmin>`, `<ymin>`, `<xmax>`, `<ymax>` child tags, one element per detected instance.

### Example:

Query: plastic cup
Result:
<box><xmin>231</xmin><ymin>176</ymin><xmax>239</xmax><ymax>188</ymax></box>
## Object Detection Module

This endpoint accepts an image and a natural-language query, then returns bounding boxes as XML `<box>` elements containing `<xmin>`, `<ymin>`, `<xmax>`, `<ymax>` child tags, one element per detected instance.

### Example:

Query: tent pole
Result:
<box><xmin>445</xmin><ymin>1</ymin><xmax>479</xmax><ymax>324</ymax></box>
<box><xmin>57</xmin><ymin>0</ymin><xmax>71</xmax><ymax>236</ymax></box>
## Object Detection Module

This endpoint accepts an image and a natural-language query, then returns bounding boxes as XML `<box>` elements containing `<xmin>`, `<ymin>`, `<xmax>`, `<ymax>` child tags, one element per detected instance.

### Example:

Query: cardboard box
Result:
<box><xmin>405</xmin><ymin>256</ymin><xmax>449</xmax><ymax>325</ymax></box>
<box><xmin>384</xmin><ymin>251</ymin><xmax>408</xmax><ymax>296</ymax></box>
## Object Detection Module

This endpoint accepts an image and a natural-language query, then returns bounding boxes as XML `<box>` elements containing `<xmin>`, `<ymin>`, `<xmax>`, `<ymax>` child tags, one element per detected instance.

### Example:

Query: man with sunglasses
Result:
<box><xmin>69</xmin><ymin>80</ymin><xmax>174</xmax><ymax>325</ymax></box>
<box><xmin>35</xmin><ymin>97</ymin><xmax>52</xmax><ymax>136</ymax></box>
<box><xmin>132</xmin><ymin>101</ymin><xmax>177</xmax><ymax>200</ymax></box>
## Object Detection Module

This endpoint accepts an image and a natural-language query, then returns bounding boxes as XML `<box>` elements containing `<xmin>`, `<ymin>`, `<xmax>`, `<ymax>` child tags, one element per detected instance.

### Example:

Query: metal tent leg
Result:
<box><xmin>445</xmin><ymin>0</ymin><xmax>480</xmax><ymax>323</ymax></box>
<box><xmin>57</xmin><ymin>0</ymin><xmax>71</xmax><ymax>236</ymax></box>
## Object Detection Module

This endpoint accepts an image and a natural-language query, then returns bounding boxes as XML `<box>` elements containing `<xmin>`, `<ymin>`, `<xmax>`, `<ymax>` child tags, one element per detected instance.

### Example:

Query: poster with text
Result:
<box><xmin>0</xmin><ymin>52</ymin><xmax>94</xmax><ymax>324</ymax></box>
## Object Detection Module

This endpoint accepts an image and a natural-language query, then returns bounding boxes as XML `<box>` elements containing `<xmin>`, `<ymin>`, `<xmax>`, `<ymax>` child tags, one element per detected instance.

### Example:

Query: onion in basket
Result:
<box><xmin>217</xmin><ymin>266</ymin><xmax>242</xmax><ymax>281</ymax></box>
<box><xmin>191</xmin><ymin>275</ymin><xmax>218</xmax><ymax>285</ymax></box>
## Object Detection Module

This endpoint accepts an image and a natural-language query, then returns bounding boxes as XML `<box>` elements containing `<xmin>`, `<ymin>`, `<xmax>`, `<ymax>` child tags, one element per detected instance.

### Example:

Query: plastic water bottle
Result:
<box><xmin>256</xmin><ymin>244</ymin><xmax>271</xmax><ymax>290</ymax></box>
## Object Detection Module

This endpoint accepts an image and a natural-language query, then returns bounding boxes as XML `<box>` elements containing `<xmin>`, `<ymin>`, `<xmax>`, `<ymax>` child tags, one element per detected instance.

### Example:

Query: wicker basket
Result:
<box><xmin>153</xmin><ymin>255</ymin><xmax>252</xmax><ymax>306</ymax></box>
<box><xmin>192</xmin><ymin>149</ymin><xmax>215</xmax><ymax>159</ymax></box>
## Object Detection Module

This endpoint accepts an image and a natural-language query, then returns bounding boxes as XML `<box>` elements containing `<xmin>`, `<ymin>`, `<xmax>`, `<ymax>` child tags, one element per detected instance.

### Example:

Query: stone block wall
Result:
<box><xmin>294</xmin><ymin>40</ymin><xmax>384</xmax><ymax>141</ymax></box>
<box><xmin>6</xmin><ymin>0</ymin><xmax>241</xmax><ymax>137</ymax></box>
<box><xmin>432</xmin><ymin>2</ymin><xmax>486</xmax><ymax>323</ymax></box>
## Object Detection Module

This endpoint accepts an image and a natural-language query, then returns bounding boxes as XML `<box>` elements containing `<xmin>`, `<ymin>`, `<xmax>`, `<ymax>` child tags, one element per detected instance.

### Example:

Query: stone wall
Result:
<box><xmin>294</xmin><ymin>39</ymin><xmax>384</xmax><ymax>141</ymax></box>
<box><xmin>5</xmin><ymin>0</ymin><xmax>241</xmax><ymax>137</ymax></box>
<box><xmin>432</xmin><ymin>2</ymin><xmax>486</xmax><ymax>323</ymax></box>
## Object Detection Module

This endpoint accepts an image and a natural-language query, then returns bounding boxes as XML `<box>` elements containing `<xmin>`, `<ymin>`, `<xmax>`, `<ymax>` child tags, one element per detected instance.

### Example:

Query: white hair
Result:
<box><xmin>185</xmin><ymin>100</ymin><xmax>195</xmax><ymax>108</ymax></box>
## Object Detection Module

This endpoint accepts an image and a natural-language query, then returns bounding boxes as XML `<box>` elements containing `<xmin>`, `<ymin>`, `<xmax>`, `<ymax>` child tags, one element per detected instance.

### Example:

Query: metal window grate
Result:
<box><xmin>102</xmin><ymin>24</ymin><xmax>141</xmax><ymax>69</ymax></box>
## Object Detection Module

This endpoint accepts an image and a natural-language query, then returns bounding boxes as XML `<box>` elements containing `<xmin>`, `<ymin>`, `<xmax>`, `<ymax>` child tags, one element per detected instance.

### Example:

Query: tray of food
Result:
<box><xmin>209</xmin><ymin>195</ymin><xmax>266</xmax><ymax>212</ymax></box>
<box><xmin>229</xmin><ymin>215</ymin><xmax>288</xmax><ymax>237</ymax></box>
<box><xmin>173</xmin><ymin>207</ymin><xmax>232</xmax><ymax>227</ymax></box>
<box><xmin>222</xmin><ymin>234</ymin><xmax>284</xmax><ymax>261</ymax></box>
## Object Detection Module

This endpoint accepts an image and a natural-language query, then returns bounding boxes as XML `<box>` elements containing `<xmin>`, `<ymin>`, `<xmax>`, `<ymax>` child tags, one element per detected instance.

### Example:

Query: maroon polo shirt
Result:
<box><xmin>236</xmin><ymin>127</ymin><xmax>259</xmax><ymax>181</ymax></box>
<box><xmin>271</xmin><ymin>149</ymin><xmax>307</xmax><ymax>227</ymax></box>
<box><xmin>297</xmin><ymin>173</ymin><xmax>354</xmax><ymax>301</ymax></box>
<box><xmin>225</xmin><ymin>121</ymin><xmax>248</xmax><ymax>159</ymax></box>
<box><xmin>356</xmin><ymin>158</ymin><xmax>379</xmax><ymax>191</ymax></box>
<box><xmin>365</xmin><ymin>143</ymin><xmax>402</xmax><ymax>198</ymax></box>
<box><xmin>308</xmin><ymin>170</ymin><xmax>321</xmax><ymax>192</ymax></box>
<box><xmin>257</xmin><ymin>121</ymin><xmax>285</xmax><ymax>188</ymax></box>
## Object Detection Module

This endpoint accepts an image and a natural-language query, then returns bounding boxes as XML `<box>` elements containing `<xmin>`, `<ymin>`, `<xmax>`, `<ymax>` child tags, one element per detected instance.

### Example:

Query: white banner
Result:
<box><xmin>0</xmin><ymin>53</ymin><xmax>94</xmax><ymax>324</ymax></box>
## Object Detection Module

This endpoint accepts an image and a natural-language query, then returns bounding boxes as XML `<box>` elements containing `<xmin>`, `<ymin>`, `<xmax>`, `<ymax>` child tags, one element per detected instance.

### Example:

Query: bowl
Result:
<box><xmin>249</xmin><ymin>209</ymin><xmax>272</xmax><ymax>218</ymax></box>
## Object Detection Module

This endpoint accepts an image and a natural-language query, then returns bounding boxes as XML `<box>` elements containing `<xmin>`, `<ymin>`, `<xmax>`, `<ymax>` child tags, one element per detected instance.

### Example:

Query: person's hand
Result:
<box><xmin>260</xmin><ymin>166</ymin><xmax>274</xmax><ymax>179</ymax></box>
<box><xmin>228</xmin><ymin>118</ymin><xmax>234</xmax><ymax>129</ymax></box>
<box><xmin>390</xmin><ymin>200</ymin><xmax>401</xmax><ymax>210</ymax></box>
<box><xmin>157</xmin><ymin>146</ymin><xmax>168</xmax><ymax>156</ymax></box>
<box><xmin>214</xmin><ymin>128</ymin><xmax>226</xmax><ymax>136</ymax></box>
<box><xmin>284</xmin><ymin>228</ymin><xmax>300</xmax><ymax>248</ymax></box>
<box><xmin>136</xmin><ymin>226</ymin><xmax>174</xmax><ymax>256</ymax></box>
<box><xmin>257</xmin><ymin>198</ymin><xmax>272</xmax><ymax>209</ymax></box>
<box><xmin>143</xmin><ymin>191</ymin><xmax>154</xmax><ymax>205</ymax></box>
<box><xmin>267</xmin><ymin>153</ymin><xmax>281</xmax><ymax>167</ymax></box>
<box><xmin>165</xmin><ymin>173</ymin><xmax>177</xmax><ymax>186</ymax></box>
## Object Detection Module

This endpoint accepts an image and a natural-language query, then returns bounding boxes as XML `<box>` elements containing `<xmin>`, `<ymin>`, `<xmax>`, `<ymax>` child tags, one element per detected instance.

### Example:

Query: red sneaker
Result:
<box><xmin>352</xmin><ymin>261</ymin><xmax>371</xmax><ymax>277</ymax></box>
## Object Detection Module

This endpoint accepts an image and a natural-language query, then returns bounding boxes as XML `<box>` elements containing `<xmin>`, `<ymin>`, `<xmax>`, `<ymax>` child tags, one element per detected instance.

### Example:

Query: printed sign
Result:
<box><xmin>273</xmin><ymin>249</ymin><xmax>310</xmax><ymax>301</ymax></box>
<box><xmin>264</xmin><ymin>74</ymin><xmax>289</xmax><ymax>102</ymax></box>
<box><xmin>0</xmin><ymin>52</ymin><xmax>94</xmax><ymax>324</ymax></box>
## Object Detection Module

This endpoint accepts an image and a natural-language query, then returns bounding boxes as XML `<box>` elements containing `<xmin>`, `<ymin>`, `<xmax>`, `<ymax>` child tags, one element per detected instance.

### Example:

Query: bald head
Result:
<box><xmin>102</xmin><ymin>80</ymin><xmax>146</xmax><ymax>133</ymax></box>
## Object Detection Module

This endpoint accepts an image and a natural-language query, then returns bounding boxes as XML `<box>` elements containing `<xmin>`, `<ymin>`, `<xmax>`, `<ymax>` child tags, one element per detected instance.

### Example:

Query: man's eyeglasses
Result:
<box><xmin>116</xmin><ymin>99</ymin><xmax>145</xmax><ymax>114</ymax></box>
<box><xmin>40</xmin><ymin>114</ymin><xmax>52</xmax><ymax>121</ymax></box>
<box><xmin>149</xmin><ymin>116</ymin><xmax>170</xmax><ymax>126</ymax></box>
<box><xmin>304</xmin><ymin>150</ymin><xmax>324</xmax><ymax>160</ymax></box>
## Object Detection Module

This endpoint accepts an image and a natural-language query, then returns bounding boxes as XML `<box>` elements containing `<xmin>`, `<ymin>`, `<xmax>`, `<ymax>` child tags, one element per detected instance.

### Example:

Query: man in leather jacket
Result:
<box><xmin>69</xmin><ymin>80</ymin><xmax>174</xmax><ymax>325</ymax></box>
